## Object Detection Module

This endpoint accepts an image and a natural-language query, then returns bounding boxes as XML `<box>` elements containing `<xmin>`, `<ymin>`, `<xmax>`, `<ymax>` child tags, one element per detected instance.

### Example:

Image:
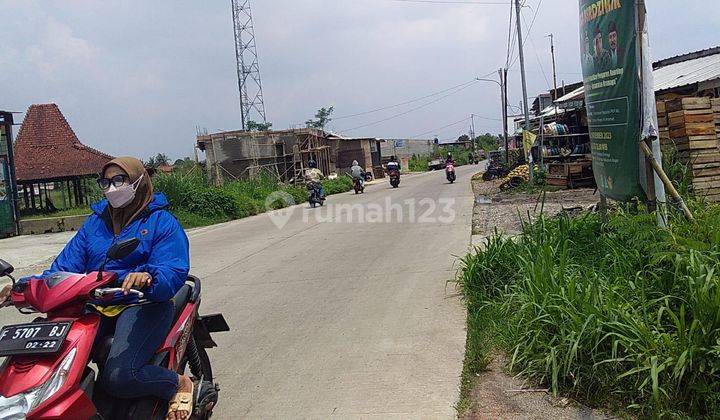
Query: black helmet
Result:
<box><xmin>308</xmin><ymin>158</ymin><xmax>317</xmax><ymax>169</ymax></box>
<box><xmin>391</xmin><ymin>155</ymin><xmax>396</xmax><ymax>161</ymax></box>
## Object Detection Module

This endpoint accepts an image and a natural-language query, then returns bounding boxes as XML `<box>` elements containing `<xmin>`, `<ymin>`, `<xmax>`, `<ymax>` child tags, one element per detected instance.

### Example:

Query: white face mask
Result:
<box><xmin>105</xmin><ymin>174</ymin><xmax>143</xmax><ymax>209</ymax></box>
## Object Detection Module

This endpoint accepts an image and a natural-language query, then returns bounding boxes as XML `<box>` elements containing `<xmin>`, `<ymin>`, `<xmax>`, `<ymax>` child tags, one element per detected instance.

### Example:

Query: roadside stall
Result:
<box><xmin>528</xmin><ymin>89</ymin><xmax>595</xmax><ymax>189</ymax></box>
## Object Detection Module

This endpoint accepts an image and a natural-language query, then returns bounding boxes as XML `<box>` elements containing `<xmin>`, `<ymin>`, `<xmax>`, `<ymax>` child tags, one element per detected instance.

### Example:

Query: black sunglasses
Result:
<box><xmin>96</xmin><ymin>174</ymin><xmax>130</xmax><ymax>190</ymax></box>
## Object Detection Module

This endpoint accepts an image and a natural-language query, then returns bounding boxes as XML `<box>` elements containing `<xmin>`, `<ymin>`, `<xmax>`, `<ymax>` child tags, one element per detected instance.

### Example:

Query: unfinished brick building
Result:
<box><xmin>196</xmin><ymin>128</ymin><xmax>383</xmax><ymax>185</ymax></box>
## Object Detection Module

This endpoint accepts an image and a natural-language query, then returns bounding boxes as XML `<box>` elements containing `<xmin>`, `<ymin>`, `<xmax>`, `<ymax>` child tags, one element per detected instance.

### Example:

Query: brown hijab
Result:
<box><xmin>101</xmin><ymin>157</ymin><xmax>154</xmax><ymax>235</ymax></box>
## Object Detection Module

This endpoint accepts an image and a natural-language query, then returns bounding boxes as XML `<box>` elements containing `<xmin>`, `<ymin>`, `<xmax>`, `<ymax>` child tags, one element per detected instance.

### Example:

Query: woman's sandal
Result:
<box><xmin>167</xmin><ymin>380</ymin><xmax>194</xmax><ymax>420</ymax></box>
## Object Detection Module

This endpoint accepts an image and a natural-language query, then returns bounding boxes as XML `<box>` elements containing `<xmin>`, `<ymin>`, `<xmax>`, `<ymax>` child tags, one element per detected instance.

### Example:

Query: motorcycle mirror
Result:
<box><xmin>0</xmin><ymin>259</ymin><xmax>14</xmax><ymax>277</ymax></box>
<box><xmin>0</xmin><ymin>259</ymin><xmax>16</xmax><ymax>286</ymax></box>
<box><xmin>106</xmin><ymin>238</ymin><xmax>140</xmax><ymax>261</ymax></box>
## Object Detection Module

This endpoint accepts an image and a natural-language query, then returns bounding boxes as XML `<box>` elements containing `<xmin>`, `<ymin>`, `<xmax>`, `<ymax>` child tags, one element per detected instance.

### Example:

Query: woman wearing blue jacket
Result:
<box><xmin>47</xmin><ymin>157</ymin><xmax>193</xmax><ymax>420</ymax></box>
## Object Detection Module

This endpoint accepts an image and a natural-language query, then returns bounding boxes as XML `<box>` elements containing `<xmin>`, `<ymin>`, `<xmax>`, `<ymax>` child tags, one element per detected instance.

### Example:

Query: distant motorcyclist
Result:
<box><xmin>445</xmin><ymin>153</ymin><xmax>455</xmax><ymax>167</ymax></box>
<box><xmin>304</xmin><ymin>159</ymin><xmax>325</xmax><ymax>198</ymax></box>
<box><xmin>386</xmin><ymin>156</ymin><xmax>401</xmax><ymax>172</ymax></box>
<box><xmin>445</xmin><ymin>153</ymin><xmax>457</xmax><ymax>183</ymax></box>
<box><xmin>350</xmin><ymin>160</ymin><xmax>365</xmax><ymax>187</ymax></box>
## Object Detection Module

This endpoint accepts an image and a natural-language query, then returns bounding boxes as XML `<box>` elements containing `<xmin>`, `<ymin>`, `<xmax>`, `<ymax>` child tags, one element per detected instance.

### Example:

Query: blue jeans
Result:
<box><xmin>98</xmin><ymin>302</ymin><xmax>179</xmax><ymax>401</ymax></box>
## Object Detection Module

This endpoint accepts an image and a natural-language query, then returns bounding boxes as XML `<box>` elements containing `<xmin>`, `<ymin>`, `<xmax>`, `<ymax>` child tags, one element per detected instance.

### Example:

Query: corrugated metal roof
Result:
<box><xmin>555</xmin><ymin>49</ymin><xmax>720</xmax><ymax>103</ymax></box>
<box><xmin>552</xmin><ymin>49</ymin><xmax>720</xmax><ymax>103</ymax></box>
<box><xmin>555</xmin><ymin>86</ymin><xmax>585</xmax><ymax>103</ymax></box>
<box><xmin>654</xmin><ymin>51</ymin><xmax>720</xmax><ymax>91</ymax></box>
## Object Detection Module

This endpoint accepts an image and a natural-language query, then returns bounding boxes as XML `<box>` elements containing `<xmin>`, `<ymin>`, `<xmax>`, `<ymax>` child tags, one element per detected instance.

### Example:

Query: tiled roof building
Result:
<box><xmin>14</xmin><ymin>103</ymin><xmax>113</xmax><ymax>183</ymax></box>
<box><xmin>14</xmin><ymin>103</ymin><xmax>113</xmax><ymax>210</ymax></box>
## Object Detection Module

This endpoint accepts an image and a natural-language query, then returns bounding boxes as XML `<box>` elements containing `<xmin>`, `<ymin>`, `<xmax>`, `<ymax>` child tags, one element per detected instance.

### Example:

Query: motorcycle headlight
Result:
<box><xmin>0</xmin><ymin>347</ymin><xmax>76</xmax><ymax>419</ymax></box>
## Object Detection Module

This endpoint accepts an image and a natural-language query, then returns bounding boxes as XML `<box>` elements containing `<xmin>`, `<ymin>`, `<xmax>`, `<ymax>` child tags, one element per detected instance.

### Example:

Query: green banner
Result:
<box><xmin>579</xmin><ymin>0</ymin><xmax>643</xmax><ymax>201</ymax></box>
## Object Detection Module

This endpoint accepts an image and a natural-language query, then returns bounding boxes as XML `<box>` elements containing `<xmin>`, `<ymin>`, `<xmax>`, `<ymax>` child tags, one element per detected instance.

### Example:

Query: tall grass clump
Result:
<box><xmin>457</xmin><ymin>203</ymin><xmax>720</xmax><ymax>417</ymax></box>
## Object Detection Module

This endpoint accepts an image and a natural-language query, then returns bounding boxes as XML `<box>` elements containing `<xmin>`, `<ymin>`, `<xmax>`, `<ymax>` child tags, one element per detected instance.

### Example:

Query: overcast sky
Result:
<box><xmin>1</xmin><ymin>0</ymin><xmax>717</xmax><ymax>160</ymax></box>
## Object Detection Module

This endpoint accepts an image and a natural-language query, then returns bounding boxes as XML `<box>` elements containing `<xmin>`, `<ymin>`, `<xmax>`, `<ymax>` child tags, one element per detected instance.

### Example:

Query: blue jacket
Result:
<box><xmin>45</xmin><ymin>193</ymin><xmax>190</xmax><ymax>304</ymax></box>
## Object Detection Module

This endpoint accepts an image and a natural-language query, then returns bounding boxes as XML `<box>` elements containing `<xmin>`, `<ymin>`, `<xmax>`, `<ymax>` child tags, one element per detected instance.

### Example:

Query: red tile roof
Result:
<box><xmin>14</xmin><ymin>104</ymin><xmax>113</xmax><ymax>183</ymax></box>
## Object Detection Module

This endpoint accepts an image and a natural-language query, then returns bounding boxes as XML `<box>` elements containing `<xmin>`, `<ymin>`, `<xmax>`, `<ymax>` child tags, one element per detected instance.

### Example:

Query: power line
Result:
<box><xmin>335</xmin><ymin>69</ymin><xmax>498</xmax><ymax>121</ymax></box>
<box><xmin>505</xmin><ymin>0</ymin><xmax>516</xmax><ymax>68</ymax></box>
<box><xmin>410</xmin><ymin>117</ymin><xmax>471</xmax><ymax>138</ymax></box>
<box><xmin>334</xmin><ymin>79</ymin><xmax>476</xmax><ymax>120</ymax></box>
<box><xmin>522</xmin><ymin>11</ymin><xmax>551</xmax><ymax>90</ymax></box>
<box><xmin>341</xmin><ymin>81</ymin><xmax>480</xmax><ymax>132</ymax></box>
<box><xmin>523</xmin><ymin>0</ymin><xmax>543</xmax><ymax>40</ymax></box>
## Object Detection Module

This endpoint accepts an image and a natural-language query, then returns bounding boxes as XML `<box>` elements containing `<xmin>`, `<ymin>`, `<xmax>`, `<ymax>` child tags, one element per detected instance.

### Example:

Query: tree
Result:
<box><xmin>305</xmin><ymin>106</ymin><xmax>334</xmax><ymax>130</ymax></box>
<box><xmin>457</xmin><ymin>134</ymin><xmax>471</xmax><ymax>143</ymax></box>
<box><xmin>145</xmin><ymin>156</ymin><xmax>156</xmax><ymax>168</ymax></box>
<box><xmin>145</xmin><ymin>153</ymin><xmax>170</xmax><ymax>169</ymax></box>
<box><xmin>246</xmin><ymin>120</ymin><xmax>273</xmax><ymax>132</ymax></box>
<box><xmin>154</xmin><ymin>153</ymin><xmax>170</xmax><ymax>166</ymax></box>
<box><xmin>474</xmin><ymin>133</ymin><xmax>501</xmax><ymax>153</ymax></box>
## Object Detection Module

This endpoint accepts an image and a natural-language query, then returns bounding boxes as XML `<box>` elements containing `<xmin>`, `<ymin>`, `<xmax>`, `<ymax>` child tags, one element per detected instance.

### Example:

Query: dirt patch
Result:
<box><xmin>462</xmin><ymin>353</ymin><xmax>612</xmax><ymax>420</ymax></box>
<box><xmin>471</xmin><ymin>176</ymin><xmax>599</xmax><ymax>237</ymax></box>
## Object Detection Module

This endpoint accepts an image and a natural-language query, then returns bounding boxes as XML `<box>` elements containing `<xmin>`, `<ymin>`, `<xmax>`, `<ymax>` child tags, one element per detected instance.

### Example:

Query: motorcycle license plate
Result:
<box><xmin>0</xmin><ymin>321</ymin><xmax>72</xmax><ymax>357</ymax></box>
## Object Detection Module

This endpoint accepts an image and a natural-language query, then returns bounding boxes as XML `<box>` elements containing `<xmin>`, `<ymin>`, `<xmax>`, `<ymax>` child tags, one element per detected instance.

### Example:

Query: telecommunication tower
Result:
<box><xmin>231</xmin><ymin>0</ymin><xmax>267</xmax><ymax>131</ymax></box>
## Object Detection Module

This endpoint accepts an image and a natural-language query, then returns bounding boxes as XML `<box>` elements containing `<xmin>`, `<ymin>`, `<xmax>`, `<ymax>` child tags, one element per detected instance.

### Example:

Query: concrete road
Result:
<box><xmin>0</xmin><ymin>165</ymin><xmax>479</xmax><ymax>419</ymax></box>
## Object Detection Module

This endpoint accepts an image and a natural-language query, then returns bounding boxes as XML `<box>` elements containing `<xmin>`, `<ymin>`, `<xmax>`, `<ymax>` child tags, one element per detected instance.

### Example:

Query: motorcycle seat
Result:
<box><xmin>92</xmin><ymin>282</ymin><xmax>194</xmax><ymax>368</ymax></box>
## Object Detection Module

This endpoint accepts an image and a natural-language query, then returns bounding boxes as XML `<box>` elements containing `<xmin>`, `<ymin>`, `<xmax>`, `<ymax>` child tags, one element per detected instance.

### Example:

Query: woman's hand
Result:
<box><xmin>121</xmin><ymin>272</ymin><xmax>152</xmax><ymax>294</ymax></box>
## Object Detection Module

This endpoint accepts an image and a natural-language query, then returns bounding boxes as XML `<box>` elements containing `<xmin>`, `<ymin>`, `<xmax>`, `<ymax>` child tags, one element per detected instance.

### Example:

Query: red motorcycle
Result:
<box><xmin>0</xmin><ymin>238</ymin><xmax>229</xmax><ymax>419</ymax></box>
<box><xmin>353</xmin><ymin>177</ymin><xmax>364</xmax><ymax>194</ymax></box>
<box><xmin>388</xmin><ymin>170</ymin><xmax>400</xmax><ymax>188</ymax></box>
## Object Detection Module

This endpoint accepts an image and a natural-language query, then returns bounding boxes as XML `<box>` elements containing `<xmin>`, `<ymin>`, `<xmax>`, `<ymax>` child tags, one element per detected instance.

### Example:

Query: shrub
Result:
<box><xmin>322</xmin><ymin>176</ymin><xmax>353</xmax><ymax>195</ymax></box>
<box><xmin>409</xmin><ymin>154</ymin><xmax>431</xmax><ymax>172</ymax></box>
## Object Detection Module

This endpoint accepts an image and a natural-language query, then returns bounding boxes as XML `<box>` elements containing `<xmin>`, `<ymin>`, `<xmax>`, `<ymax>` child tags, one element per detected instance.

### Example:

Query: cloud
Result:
<box><xmin>0</xmin><ymin>0</ymin><xmax>714</xmax><ymax>158</ymax></box>
<box><xmin>23</xmin><ymin>20</ymin><xmax>99</xmax><ymax>81</ymax></box>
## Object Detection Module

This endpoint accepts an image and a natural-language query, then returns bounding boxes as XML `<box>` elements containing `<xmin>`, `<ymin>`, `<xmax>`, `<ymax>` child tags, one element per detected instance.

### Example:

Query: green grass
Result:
<box><xmin>172</xmin><ymin>210</ymin><xmax>229</xmax><ymax>229</ymax></box>
<box><xmin>456</xmin><ymin>202</ymin><xmax>720</xmax><ymax>418</ymax></box>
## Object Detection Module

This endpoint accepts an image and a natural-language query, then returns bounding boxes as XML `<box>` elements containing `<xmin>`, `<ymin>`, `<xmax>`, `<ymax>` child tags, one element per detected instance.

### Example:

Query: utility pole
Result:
<box><xmin>470</xmin><ymin>114</ymin><xmax>476</xmax><ymax>146</ymax></box>
<box><xmin>548</xmin><ymin>34</ymin><xmax>558</xmax><ymax>100</ymax></box>
<box><xmin>514</xmin><ymin>0</ymin><xmax>533</xmax><ymax>182</ymax></box>
<box><xmin>499</xmin><ymin>68</ymin><xmax>509</xmax><ymax>164</ymax></box>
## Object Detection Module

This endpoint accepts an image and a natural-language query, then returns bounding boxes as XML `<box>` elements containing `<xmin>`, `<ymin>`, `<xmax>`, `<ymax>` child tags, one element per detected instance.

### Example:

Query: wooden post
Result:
<box><xmin>79</xmin><ymin>178</ymin><xmax>85</xmax><ymax>205</ymax></box>
<box><xmin>599</xmin><ymin>194</ymin><xmax>608</xmax><ymax>223</ymax></box>
<box><xmin>60</xmin><ymin>181</ymin><xmax>66</xmax><ymax>209</ymax></box>
<box><xmin>639</xmin><ymin>141</ymin><xmax>694</xmax><ymax>222</ymax></box>
<box><xmin>79</xmin><ymin>179</ymin><xmax>86</xmax><ymax>205</ymax></box>
<box><xmin>66</xmin><ymin>181</ymin><xmax>71</xmax><ymax>208</ymax></box>
<box><xmin>72</xmin><ymin>180</ymin><xmax>79</xmax><ymax>207</ymax></box>
<box><xmin>30</xmin><ymin>184</ymin><xmax>36</xmax><ymax>209</ymax></box>
<box><xmin>22</xmin><ymin>185</ymin><xmax>29</xmax><ymax>209</ymax></box>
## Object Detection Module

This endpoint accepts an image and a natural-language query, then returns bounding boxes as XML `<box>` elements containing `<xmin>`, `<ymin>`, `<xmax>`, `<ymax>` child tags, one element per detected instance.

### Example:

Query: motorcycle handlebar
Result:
<box><xmin>94</xmin><ymin>287</ymin><xmax>144</xmax><ymax>299</ymax></box>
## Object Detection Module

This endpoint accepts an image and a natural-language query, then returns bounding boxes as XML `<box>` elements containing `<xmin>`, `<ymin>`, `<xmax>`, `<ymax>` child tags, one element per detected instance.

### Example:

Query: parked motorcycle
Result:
<box><xmin>307</xmin><ymin>181</ymin><xmax>325</xmax><ymax>208</ymax></box>
<box><xmin>353</xmin><ymin>178</ymin><xmax>364</xmax><ymax>194</ymax></box>
<box><xmin>446</xmin><ymin>163</ymin><xmax>456</xmax><ymax>184</ymax></box>
<box><xmin>0</xmin><ymin>238</ymin><xmax>229</xmax><ymax>420</ymax></box>
<box><xmin>388</xmin><ymin>170</ymin><xmax>400</xmax><ymax>188</ymax></box>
